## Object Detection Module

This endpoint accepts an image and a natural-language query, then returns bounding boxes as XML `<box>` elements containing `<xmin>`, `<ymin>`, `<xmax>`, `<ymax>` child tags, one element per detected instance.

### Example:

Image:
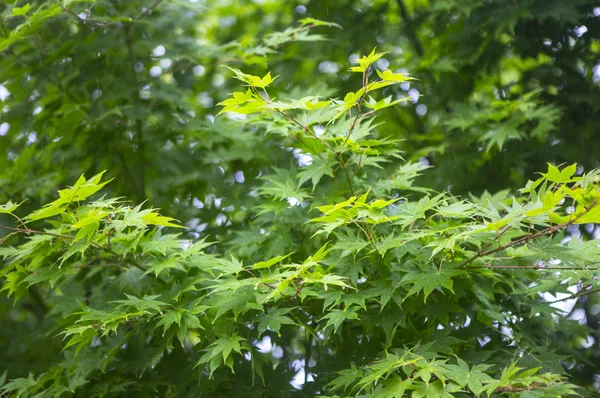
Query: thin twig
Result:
<box><xmin>0</xmin><ymin>225</ymin><xmax>73</xmax><ymax>240</ymax></box>
<box><xmin>339</xmin><ymin>160</ymin><xmax>356</xmax><ymax>196</ymax></box>
<box><xmin>395</xmin><ymin>0</ymin><xmax>424</xmax><ymax>57</ymax></box>
<box><xmin>51</xmin><ymin>0</ymin><xmax>108</xmax><ymax>28</ymax></box>
<box><xmin>459</xmin><ymin>198</ymin><xmax>599</xmax><ymax>269</ymax></box>
<box><xmin>277</xmin><ymin>110</ymin><xmax>336</xmax><ymax>152</ymax></box>
<box><xmin>257</xmin><ymin>89</ymin><xmax>321</xmax><ymax>156</ymax></box>
<box><xmin>344</xmin><ymin>65</ymin><xmax>370</xmax><ymax>143</ymax></box>
<box><xmin>117</xmin><ymin>2</ymin><xmax>146</xmax><ymax>203</ymax></box>
<box><xmin>305</xmin><ymin>325</ymin><xmax>313</xmax><ymax>385</ymax></box>
<box><xmin>0</xmin><ymin>225</ymin><xmax>149</xmax><ymax>273</ymax></box>
<box><xmin>4</xmin><ymin>48</ymin><xmax>88</xmax><ymax>114</ymax></box>
<box><xmin>72</xmin><ymin>263</ymin><xmax>126</xmax><ymax>269</ymax></box>
<box><xmin>276</xmin><ymin>105</ymin><xmax>357</xmax><ymax>195</ymax></box>
<box><xmin>0</xmin><ymin>15</ymin><xmax>9</xmax><ymax>37</ymax></box>
<box><xmin>467</xmin><ymin>264</ymin><xmax>597</xmax><ymax>271</ymax></box>
<box><xmin>0</xmin><ymin>232</ymin><xmax>17</xmax><ymax>246</ymax></box>
<box><xmin>8</xmin><ymin>212</ymin><xmax>29</xmax><ymax>230</ymax></box>
<box><xmin>549</xmin><ymin>287</ymin><xmax>600</xmax><ymax>303</ymax></box>
<box><xmin>138</xmin><ymin>0</ymin><xmax>165</xmax><ymax>19</ymax></box>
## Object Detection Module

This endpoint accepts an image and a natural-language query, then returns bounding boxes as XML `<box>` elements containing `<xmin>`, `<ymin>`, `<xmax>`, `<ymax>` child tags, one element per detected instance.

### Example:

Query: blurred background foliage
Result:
<box><xmin>1</xmin><ymin>0</ymin><xmax>600</xmax><ymax>395</ymax></box>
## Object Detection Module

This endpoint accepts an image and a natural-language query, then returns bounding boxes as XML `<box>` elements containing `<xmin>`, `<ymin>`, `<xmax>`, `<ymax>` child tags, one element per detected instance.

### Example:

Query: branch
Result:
<box><xmin>137</xmin><ymin>0</ymin><xmax>165</xmax><ymax>19</ymax></box>
<box><xmin>216</xmin><ymin>23</ymin><xmax>323</xmax><ymax>65</ymax></box>
<box><xmin>261</xmin><ymin>89</ymin><xmax>357</xmax><ymax>196</ymax></box>
<box><xmin>117</xmin><ymin>3</ymin><xmax>146</xmax><ymax>203</ymax></box>
<box><xmin>305</xmin><ymin>325</ymin><xmax>313</xmax><ymax>385</ymax></box>
<box><xmin>395</xmin><ymin>0</ymin><xmax>424</xmax><ymax>57</ymax></box>
<box><xmin>467</xmin><ymin>264</ymin><xmax>598</xmax><ymax>271</ymax></box>
<box><xmin>276</xmin><ymin>108</ymin><xmax>356</xmax><ymax>195</ymax></box>
<box><xmin>344</xmin><ymin>65</ymin><xmax>370</xmax><ymax>143</ymax></box>
<box><xmin>5</xmin><ymin>48</ymin><xmax>87</xmax><ymax>108</ymax></box>
<box><xmin>135</xmin><ymin>118</ymin><xmax>146</xmax><ymax>202</ymax></box>
<box><xmin>352</xmin><ymin>220</ymin><xmax>381</xmax><ymax>256</ymax></box>
<box><xmin>0</xmin><ymin>14</ymin><xmax>9</xmax><ymax>37</ymax></box>
<box><xmin>71</xmin><ymin>262</ymin><xmax>126</xmax><ymax>269</ymax></box>
<box><xmin>27</xmin><ymin>286</ymin><xmax>48</xmax><ymax>322</ymax></box>
<box><xmin>339</xmin><ymin>160</ymin><xmax>356</xmax><ymax>196</ymax></box>
<box><xmin>0</xmin><ymin>225</ymin><xmax>148</xmax><ymax>273</ymax></box>
<box><xmin>51</xmin><ymin>0</ymin><xmax>108</xmax><ymax>28</ymax></box>
<box><xmin>550</xmin><ymin>287</ymin><xmax>600</xmax><ymax>303</ymax></box>
<box><xmin>277</xmin><ymin>110</ymin><xmax>336</xmax><ymax>153</ymax></box>
<box><xmin>459</xmin><ymin>198</ymin><xmax>600</xmax><ymax>268</ymax></box>
<box><xmin>0</xmin><ymin>225</ymin><xmax>74</xmax><ymax>240</ymax></box>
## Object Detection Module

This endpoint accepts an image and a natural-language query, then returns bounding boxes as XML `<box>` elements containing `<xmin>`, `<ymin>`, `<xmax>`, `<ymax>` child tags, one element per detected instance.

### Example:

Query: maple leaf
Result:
<box><xmin>256</xmin><ymin>307</ymin><xmax>296</xmax><ymax>336</ymax></box>
<box><xmin>401</xmin><ymin>266</ymin><xmax>465</xmax><ymax>302</ymax></box>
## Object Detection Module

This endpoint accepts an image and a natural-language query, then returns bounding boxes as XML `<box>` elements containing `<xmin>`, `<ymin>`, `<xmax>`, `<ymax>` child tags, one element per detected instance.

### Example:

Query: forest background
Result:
<box><xmin>2</xmin><ymin>0</ymin><xmax>600</xmax><ymax>396</ymax></box>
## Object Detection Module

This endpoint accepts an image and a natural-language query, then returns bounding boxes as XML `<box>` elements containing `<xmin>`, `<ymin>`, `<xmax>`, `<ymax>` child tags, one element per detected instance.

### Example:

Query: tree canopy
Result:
<box><xmin>1</xmin><ymin>1</ymin><xmax>600</xmax><ymax>397</ymax></box>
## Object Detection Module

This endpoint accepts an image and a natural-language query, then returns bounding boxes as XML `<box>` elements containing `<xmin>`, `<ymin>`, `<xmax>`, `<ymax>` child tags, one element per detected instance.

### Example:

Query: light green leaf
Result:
<box><xmin>141</xmin><ymin>212</ymin><xmax>184</xmax><ymax>228</ymax></box>
<box><xmin>12</xmin><ymin>4</ymin><xmax>31</xmax><ymax>16</ymax></box>
<box><xmin>0</xmin><ymin>201</ymin><xmax>23</xmax><ymax>214</ymax></box>
<box><xmin>252</xmin><ymin>254</ymin><xmax>291</xmax><ymax>269</ymax></box>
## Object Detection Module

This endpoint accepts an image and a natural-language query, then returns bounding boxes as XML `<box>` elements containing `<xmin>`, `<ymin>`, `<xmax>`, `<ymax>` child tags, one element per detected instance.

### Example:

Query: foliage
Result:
<box><xmin>2</xmin><ymin>0</ymin><xmax>600</xmax><ymax>397</ymax></box>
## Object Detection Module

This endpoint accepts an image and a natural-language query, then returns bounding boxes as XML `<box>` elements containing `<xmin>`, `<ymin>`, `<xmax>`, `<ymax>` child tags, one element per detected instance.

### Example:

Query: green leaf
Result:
<box><xmin>442</xmin><ymin>359</ymin><xmax>494</xmax><ymax>395</ymax></box>
<box><xmin>111</xmin><ymin>294</ymin><xmax>168</xmax><ymax>315</ymax></box>
<box><xmin>252</xmin><ymin>253</ymin><xmax>291</xmax><ymax>269</ymax></box>
<box><xmin>299</xmin><ymin>18</ymin><xmax>342</xmax><ymax>29</ymax></box>
<box><xmin>374</xmin><ymin>376</ymin><xmax>413</xmax><ymax>398</ymax></box>
<box><xmin>144</xmin><ymin>256</ymin><xmax>180</xmax><ymax>277</ymax></box>
<box><xmin>177</xmin><ymin>312</ymin><xmax>204</xmax><ymax>345</ymax></box>
<box><xmin>436</xmin><ymin>201</ymin><xmax>475</xmax><ymax>218</ymax></box>
<box><xmin>141</xmin><ymin>212</ymin><xmax>184</xmax><ymax>228</ymax></box>
<box><xmin>1</xmin><ymin>373</ymin><xmax>45</xmax><ymax>396</ymax></box>
<box><xmin>298</xmin><ymin>156</ymin><xmax>335</xmax><ymax>189</ymax></box>
<box><xmin>349</xmin><ymin>48</ymin><xmax>387</xmax><ymax>73</ymax></box>
<box><xmin>198</xmin><ymin>335</ymin><xmax>245</xmax><ymax>374</ymax></box>
<box><xmin>73</xmin><ymin>220</ymin><xmax>99</xmax><ymax>243</ymax></box>
<box><xmin>375</xmin><ymin>69</ymin><xmax>412</xmax><ymax>83</ymax></box>
<box><xmin>321</xmin><ymin>306</ymin><xmax>360</xmax><ymax>333</ymax></box>
<box><xmin>541</xmin><ymin>163</ymin><xmax>578</xmax><ymax>183</ymax></box>
<box><xmin>364</xmin><ymin>95</ymin><xmax>412</xmax><ymax>111</ymax></box>
<box><xmin>402</xmin><ymin>266</ymin><xmax>464</xmax><ymax>302</ymax></box>
<box><xmin>12</xmin><ymin>4</ymin><xmax>31</xmax><ymax>16</ymax></box>
<box><xmin>27</xmin><ymin>172</ymin><xmax>111</xmax><ymax>221</ymax></box>
<box><xmin>224</xmin><ymin>66</ymin><xmax>278</xmax><ymax>89</ymax></box>
<box><xmin>156</xmin><ymin>309</ymin><xmax>184</xmax><ymax>336</ymax></box>
<box><xmin>328</xmin><ymin>365</ymin><xmax>362</xmax><ymax>392</ymax></box>
<box><xmin>0</xmin><ymin>200</ymin><xmax>23</xmax><ymax>214</ymax></box>
<box><xmin>256</xmin><ymin>307</ymin><xmax>296</xmax><ymax>336</ymax></box>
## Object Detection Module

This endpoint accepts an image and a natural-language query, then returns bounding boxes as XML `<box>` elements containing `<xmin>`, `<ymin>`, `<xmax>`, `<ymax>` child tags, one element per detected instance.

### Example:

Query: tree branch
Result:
<box><xmin>467</xmin><ymin>264</ymin><xmax>597</xmax><ymax>271</ymax></box>
<box><xmin>276</xmin><ymin>109</ymin><xmax>356</xmax><ymax>195</ymax></box>
<box><xmin>395</xmin><ymin>0</ymin><xmax>424</xmax><ymax>57</ymax></box>
<box><xmin>459</xmin><ymin>198</ymin><xmax>600</xmax><ymax>269</ymax></box>
<box><xmin>550</xmin><ymin>287</ymin><xmax>600</xmax><ymax>303</ymax></box>
<box><xmin>0</xmin><ymin>225</ymin><xmax>148</xmax><ymax>273</ymax></box>
<box><xmin>120</xmin><ymin>13</ymin><xmax>146</xmax><ymax>203</ymax></box>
